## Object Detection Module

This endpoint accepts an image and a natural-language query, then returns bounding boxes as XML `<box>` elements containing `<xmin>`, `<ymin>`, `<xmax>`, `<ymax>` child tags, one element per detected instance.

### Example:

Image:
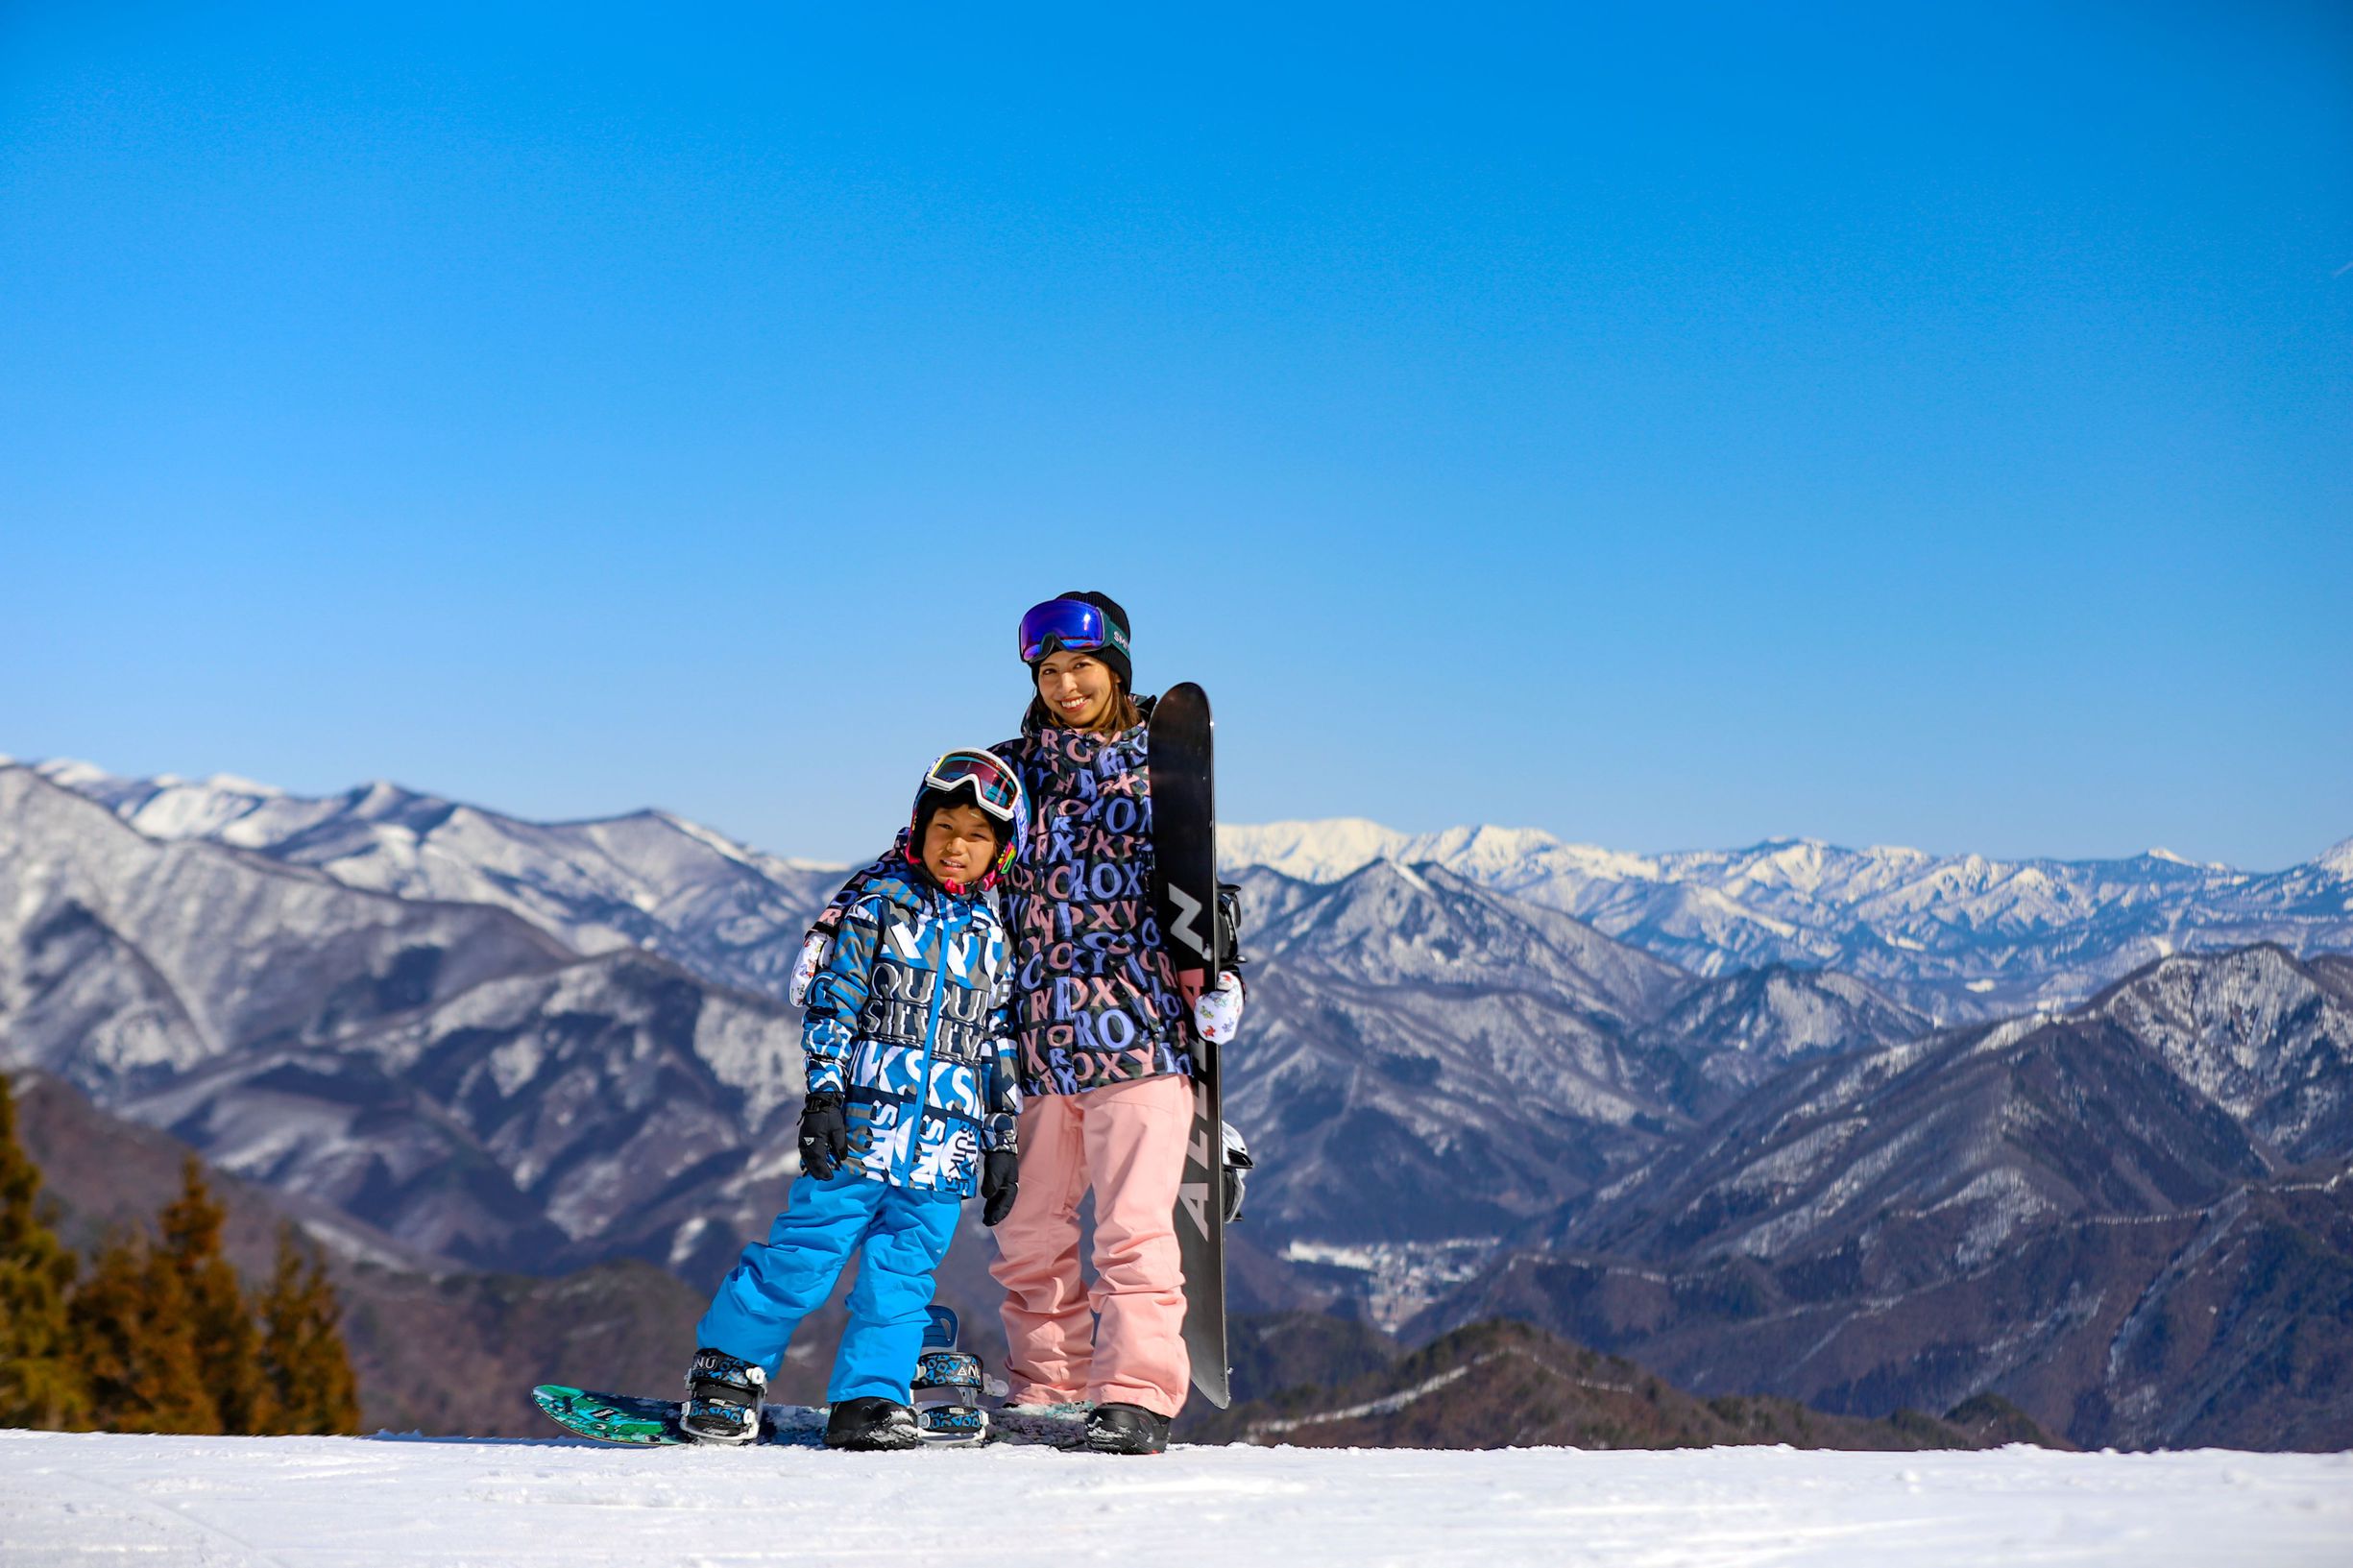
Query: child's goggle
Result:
<box><xmin>1017</xmin><ymin>597</ymin><xmax>1129</xmax><ymax>664</ymax></box>
<box><xmin>924</xmin><ymin>749</ymin><xmax>1022</xmax><ymax>825</ymax></box>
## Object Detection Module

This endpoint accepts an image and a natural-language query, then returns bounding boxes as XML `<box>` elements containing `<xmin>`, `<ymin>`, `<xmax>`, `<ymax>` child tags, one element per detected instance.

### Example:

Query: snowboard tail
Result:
<box><xmin>532</xmin><ymin>1384</ymin><xmax>813</xmax><ymax>1447</ymax></box>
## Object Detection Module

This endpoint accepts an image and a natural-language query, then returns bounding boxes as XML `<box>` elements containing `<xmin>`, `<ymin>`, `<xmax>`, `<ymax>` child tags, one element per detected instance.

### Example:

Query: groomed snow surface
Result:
<box><xmin>4</xmin><ymin>1432</ymin><xmax>2349</xmax><ymax>1567</ymax></box>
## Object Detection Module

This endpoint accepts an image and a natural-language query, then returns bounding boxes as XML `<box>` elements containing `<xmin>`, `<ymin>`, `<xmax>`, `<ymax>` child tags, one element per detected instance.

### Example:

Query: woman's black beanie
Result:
<box><xmin>1055</xmin><ymin>589</ymin><xmax>1132</xmax><ymax>691</ymax></box>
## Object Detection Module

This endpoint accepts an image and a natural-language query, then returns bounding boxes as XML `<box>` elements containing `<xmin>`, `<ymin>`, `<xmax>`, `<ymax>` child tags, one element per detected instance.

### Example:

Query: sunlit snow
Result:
<box><xmin>2</xmin><ymin>1432</ymin><xmax>2347</xmax><ymax>1567</ymax></box>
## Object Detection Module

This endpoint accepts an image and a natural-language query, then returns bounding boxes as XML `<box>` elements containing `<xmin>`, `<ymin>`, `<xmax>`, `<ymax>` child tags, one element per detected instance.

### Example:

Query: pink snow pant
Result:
<box><xmin>990</xmin><ymin>1072</ymin><xmax>1193</xmax><ymax>1416</ymax></box>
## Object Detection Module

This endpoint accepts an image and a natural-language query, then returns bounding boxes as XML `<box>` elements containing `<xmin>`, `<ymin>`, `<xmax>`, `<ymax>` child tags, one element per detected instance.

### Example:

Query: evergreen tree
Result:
<box><xmin>0</xmin><ymin>1073</ymin><xmax>88</xmax><ymax>1430</ymax></box>
<box><xmin>68</xmin><ymin>1229</ymin><xmax>221</xmax><ymax>1434</ymax></box>
<box><xmin>158</xmin><ymin>1157</ymin><xmax>270</xmax><ymax>1434</ymax></box>
<box><xmin>258</xmin><ymin>1223</ymin><xmax>362</xmax><ymax>1435</ymax></box>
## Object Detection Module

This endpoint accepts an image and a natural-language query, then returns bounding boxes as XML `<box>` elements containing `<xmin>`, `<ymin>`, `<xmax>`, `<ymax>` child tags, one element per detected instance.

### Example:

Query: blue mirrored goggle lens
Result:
<box><xmin>1017</xmin><ymin>598</ymin><xmax>1108</xmax><ymax>662</ymax></box>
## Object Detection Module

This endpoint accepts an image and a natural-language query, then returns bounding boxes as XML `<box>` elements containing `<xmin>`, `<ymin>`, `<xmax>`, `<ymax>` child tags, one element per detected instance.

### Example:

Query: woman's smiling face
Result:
<box><xmin>1034</xmin><ymin>650</ymin><xmax>1116</xmax><ymax>730</ymax></box>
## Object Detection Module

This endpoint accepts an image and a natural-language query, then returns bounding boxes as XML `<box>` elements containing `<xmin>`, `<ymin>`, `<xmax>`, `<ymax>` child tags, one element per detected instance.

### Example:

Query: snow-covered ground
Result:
<box><xmin>4</xmin><ymin>1432</ymin><xmax>2348</xmax><ymax>1566</ymax></box>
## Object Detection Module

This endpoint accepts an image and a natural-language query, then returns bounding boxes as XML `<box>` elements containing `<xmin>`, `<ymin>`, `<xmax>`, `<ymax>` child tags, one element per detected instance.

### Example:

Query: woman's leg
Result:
<box><xmin>989</xmin><ymin>1091</ymin><xmax>1094</xmax><ymax>1402</ymax></box>
<box><xmin>829</xmin><ymin>1185</ymin><xmax>964</xmax><ymax>1404</ymax></box>
<box><xmin>694</xmin><ymin>1171</ymin><xmax>882</xmax><ymax>1377</ymax></box>
<box><xmin>1080</xmin><ymin>1073</ymin><xmax>1194</xmax><ymax>1415</ymax></box>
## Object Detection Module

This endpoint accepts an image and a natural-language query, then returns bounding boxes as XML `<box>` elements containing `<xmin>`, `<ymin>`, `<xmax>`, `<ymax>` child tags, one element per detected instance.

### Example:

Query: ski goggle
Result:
<box><xmin>922</xmin><ymin>748</ymin><xmax>1023</xmax><ymax>826</ymax></box>
<box><xmin>1016</xmin><ymin>597</ymin><xmax>1130</xmax><ymax>664</ymax></box>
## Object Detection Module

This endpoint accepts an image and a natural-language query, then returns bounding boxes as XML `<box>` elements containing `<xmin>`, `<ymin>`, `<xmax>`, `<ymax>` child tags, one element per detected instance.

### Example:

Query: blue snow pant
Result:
<box><xmin>693</xmin><ymin>1170</ymin><xmax>964</xmax><ymax>1404</ymax></box>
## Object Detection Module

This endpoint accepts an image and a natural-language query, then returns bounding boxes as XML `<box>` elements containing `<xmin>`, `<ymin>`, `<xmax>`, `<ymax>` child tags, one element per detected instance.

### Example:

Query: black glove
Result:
<box><xmin>981</xmin><ymin>1148</ymin><xmax>1020</xmax><ymax>1227</ymax></box>
<box><xmin>799</xmin><ymin>1093</ymin><xmax>848</xmax><ymax>1179</ymax></box>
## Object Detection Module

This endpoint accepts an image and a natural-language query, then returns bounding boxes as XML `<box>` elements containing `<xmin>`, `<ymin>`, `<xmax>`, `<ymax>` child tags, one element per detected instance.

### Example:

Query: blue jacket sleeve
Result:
<box><xmin>802</xmin><ymin>892</ymin><xmax>885</xmax><ymax>1096</ymax></box>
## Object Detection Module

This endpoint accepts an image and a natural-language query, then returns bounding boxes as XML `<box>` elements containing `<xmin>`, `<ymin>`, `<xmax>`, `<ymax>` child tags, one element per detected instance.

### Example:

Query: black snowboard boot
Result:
<box><xmin>680</xmin><ymin>1347</ymin><xmax>766</xmax><ymax>1445</ymax></box>
<box><xmin>1083</xmin><ymin>1402</ymin><xmax>1171</xmax><ymax>1455</ymax></box>
<box><xmin>825</xmin><ymin>1395</ymin><xmax>921</xmax><ymax>1452</ymax></box>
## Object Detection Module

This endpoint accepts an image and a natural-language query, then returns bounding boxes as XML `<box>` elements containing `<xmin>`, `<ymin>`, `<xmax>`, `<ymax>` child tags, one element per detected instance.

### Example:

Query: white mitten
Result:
<box><xmin>788</xmin><ymin>932</ymin><xmax>831</xmax><ymax>1006</ymax></box>
<box><xmin>1193</xmin><ymin>971</ymin><xmax>1245</xmax><ymax>1044</ymax></box>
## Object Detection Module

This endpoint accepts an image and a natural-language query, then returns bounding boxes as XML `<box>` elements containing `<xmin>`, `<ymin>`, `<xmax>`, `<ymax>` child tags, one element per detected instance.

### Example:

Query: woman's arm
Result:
<box><xmin>979</xmin><ymin>930</ymin><xmax>1022</xmax><ymax>1150</ymax></box>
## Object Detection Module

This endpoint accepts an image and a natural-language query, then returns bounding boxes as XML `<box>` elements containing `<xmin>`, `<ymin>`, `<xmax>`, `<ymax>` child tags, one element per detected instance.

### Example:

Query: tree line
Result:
<box><xmin>0</xmin><ymin>1073</ymin><xmax>361</xmax><ymax>1435</ymax></box>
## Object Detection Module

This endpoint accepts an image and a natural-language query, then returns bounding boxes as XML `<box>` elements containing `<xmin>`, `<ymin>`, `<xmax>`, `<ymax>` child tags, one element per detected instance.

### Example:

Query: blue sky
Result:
<box><xmin>4</xmin><ymin>2</ymin><xmax>2347</xmax><ymax>867</ymax></box>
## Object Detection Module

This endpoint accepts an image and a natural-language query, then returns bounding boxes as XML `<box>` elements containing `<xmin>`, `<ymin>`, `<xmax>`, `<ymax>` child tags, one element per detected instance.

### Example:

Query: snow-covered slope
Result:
<box><xmin>1634</xmin><ymin>964</ymin><xmax>1928</xmax><ymax>1098</ymax></box>
<box><xmin>1425</xmin><ymin>946</ymin><xmax>2353</xmax><ymax>1450</ymax></box>
<box><xmin>0</xmin><ymin>764</ymin><xmax>807</xmax><ymax>1280</ymax></box>
<box><xmin>32</xmin><ymin>760</ymin><xmax>846</xmax><ymax>1005</ymax></box>
<box><xmin>0</xmin><ymin>766</ymin><xmax>571</xmax><ymax>1085</ymax></box>
<box><xmin>1225</xmin><ymin>861</ymin><xmax>1690</xmax><ymax>1245</ymax></box>
<box><xmin>110</xmin><ymin>952</ymin><xmax>805</xmax><ymax>1277</ymax></box>
<box><xmin>1223</xmin><ymin>818</ymin><xmax>2353</xmax><ymax>1019</ymax></box>
<box><xmin>3</xmin><ymin>1432</ymin><xmax>2347</xmax><ymax>1567</ymax></box>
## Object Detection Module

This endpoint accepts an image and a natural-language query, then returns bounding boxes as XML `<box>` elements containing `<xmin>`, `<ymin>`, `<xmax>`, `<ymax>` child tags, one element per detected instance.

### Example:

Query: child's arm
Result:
<box><xmin>801</xmin><ymin>892</ymin><xmax>885</xmax><ymax>1097</ymax></box>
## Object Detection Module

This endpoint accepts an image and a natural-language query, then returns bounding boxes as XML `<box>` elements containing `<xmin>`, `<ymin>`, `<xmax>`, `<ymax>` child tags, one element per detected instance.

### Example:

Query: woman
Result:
<box><xmin>794</xmin><ymin>591</ymin><xmax>1243</xmax><ymax>1455</ymax></box>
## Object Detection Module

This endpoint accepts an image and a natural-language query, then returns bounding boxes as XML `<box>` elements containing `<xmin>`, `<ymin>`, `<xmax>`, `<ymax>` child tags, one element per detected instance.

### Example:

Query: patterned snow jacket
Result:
<box><xmin>802</xmin><ymin>861</ymin><xmax>1020</xmax><ymax>1197</ymax></box>
<box><xmin>809</xmin><ymin>697</ymin><xmax>1195</xmax><ymax>1099</ymax></box>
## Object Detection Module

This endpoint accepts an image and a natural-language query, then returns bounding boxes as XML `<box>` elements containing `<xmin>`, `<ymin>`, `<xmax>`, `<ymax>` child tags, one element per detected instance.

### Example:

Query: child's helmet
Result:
<box><xmin>907</xmin><ymin>747</ymin><xmax>1027</xmax><ymax>888</ymax></box>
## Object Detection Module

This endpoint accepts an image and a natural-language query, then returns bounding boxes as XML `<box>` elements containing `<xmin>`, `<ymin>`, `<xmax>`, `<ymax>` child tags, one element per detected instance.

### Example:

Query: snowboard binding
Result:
<box><xmin>910</xmin><ymin>1307</ymin><xmax>990</xmax><ymax>1446</ymax></box>
<box><xmin>679</xmin><ymin>1347</ymin><xmax>767</xmax><ymax>1445</ymax></box>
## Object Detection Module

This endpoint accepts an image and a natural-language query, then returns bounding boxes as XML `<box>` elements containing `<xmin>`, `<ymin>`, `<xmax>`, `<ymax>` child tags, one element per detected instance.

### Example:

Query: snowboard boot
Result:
<box><xmin>825</xmin><ymin>1396</ymin><xmax>921</xmax><ymax>1452</ymax></box>
<box><xmin>680</xmin><ymin>1347</ymin><xmax>766</xmax><ymax>1445</ymax></box>
<box><xmin>1083</xmin><ymin>1402</ymin><xmax>1171</xmax><ymax>1455</ymax></box>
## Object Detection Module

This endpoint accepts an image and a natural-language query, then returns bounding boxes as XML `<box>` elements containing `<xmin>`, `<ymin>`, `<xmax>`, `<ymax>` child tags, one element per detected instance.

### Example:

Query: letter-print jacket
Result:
<box><xmin>992</xmin><ymin>700</ymin><xmax>1194</xmax><ymax>1097</ymax></box>
<box><xmin>805</xmin><ymin>696</ymin><xmax>1197</xmax><ymax>1100</ymax></box>
<box><xmin>801</xmin><ymin>862</ymin><xmax>1020</xmax><ymax>1197</ymax></box>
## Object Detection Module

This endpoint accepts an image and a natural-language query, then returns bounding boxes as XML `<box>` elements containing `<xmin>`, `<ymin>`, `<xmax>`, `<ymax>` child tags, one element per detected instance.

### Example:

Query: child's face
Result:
<box><xmin>1035</xmin><ymin>651</ymin><xmax>1116</xmax><ymax>730</ymax></box>
<box><xmin>922</xmin><ymin>802</ymin><xmax>1003</xmax><ymax>886</ymax></box>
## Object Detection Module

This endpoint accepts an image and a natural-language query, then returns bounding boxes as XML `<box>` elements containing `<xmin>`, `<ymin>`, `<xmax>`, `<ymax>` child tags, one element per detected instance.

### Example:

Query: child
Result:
<box><xmin>681</xmin><ymin>748</ymin><xmax>1026</xmax><ymax>1450</ymax></box>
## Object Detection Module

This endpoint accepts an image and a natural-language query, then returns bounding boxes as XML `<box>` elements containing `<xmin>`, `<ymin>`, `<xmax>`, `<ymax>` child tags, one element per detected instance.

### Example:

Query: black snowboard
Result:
<box><xmin>1149</xmin><ymin>682</ymin><xmax>1234</xmax><ymax>1409</ymax></box>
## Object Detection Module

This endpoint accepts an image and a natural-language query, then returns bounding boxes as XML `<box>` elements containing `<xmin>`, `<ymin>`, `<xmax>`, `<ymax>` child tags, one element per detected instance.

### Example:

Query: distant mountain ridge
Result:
<box><xmin>1224</xmin><ymin>817</ymin><xmax>2353</xmax><ymax>1020</ymax></box>
<box><xmin>1418</xmin><ymin>944</ymin><xmax>2353</xmax><ymax>1450</ymax></box>
<box><xmin>24</xmin><ymin>759</ymin><xmax>847</xmax><ymax>1007</ymax></box>
<box><xmin>1</xmin><ymin>759</ymin><xmax>1935</xmax><ymax>1283</ymax></box>
<box><xmin>0</xmin><ymin>764</ymin><xmax>807</xmax><ymax>1282</ymax></box>
<box><xmin>8</xmin><ymin>754</ymin><xmax>2353</xmax><ymax>1447</ymax></box>
<box><xmin>35</xmin><ymin>760</ymin><xmax>2351</xmax><ymax>1025</ymax></box>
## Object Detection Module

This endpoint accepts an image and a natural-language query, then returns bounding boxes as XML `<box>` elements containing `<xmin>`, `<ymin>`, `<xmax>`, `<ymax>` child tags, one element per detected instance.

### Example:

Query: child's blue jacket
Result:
<box><xmin>800</xmin><ymin>860</ymin><xmax>1020</xmax><ymax>1197</ymax></box>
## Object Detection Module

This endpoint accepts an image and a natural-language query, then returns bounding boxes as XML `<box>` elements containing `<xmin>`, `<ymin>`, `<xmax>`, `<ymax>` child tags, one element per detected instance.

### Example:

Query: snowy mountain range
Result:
<box><xmin>1224</xmin><ymin>818</ymin><xmax>2353</xmax><ymax>1020</ymax></box>
<box><xmin>29</xmin><ymin>759</ymin><xmax>847</xmax><ymax>1005</ymax></box>
<box><xmin>0</xmin><ymin>764</ymin><xmax>808</xmax><ymax>1282</ymax></box>
<box><xmin>1224</xmin><ymin>859</ymin><xmax>1925</xmax><ymax>1247</ymax></box>
<box><xmin>29</xmin><ymin>759</ymin><xmax>2353</xmax><ymax>1025</ymax></box>
<box><xmin>6</xmin><ymin>753</ymin><xmax>2352</xmax><ymax>1446</ymax></box>
<box><xmin>0</xmin><ymin>758</ymin><xmax>1942</xmax><ymax>1265</ymax></box>
<box><xmin>1422</xmin><ymin>944</ymin><xmax>2353</xmax><ymax>1449</ymax></box>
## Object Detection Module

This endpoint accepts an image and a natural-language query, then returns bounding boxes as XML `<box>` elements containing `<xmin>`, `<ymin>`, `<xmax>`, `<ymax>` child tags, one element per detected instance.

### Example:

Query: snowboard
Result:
<box><xmin>1148</xmin><ymin>682</ymin><xmax>1235</xmax><ymax>1409</ymax></box>
<box><xmin>532</xmin><ymin>1305</ymin><xmax>1088</xmax><ymax>1450</ymax></box>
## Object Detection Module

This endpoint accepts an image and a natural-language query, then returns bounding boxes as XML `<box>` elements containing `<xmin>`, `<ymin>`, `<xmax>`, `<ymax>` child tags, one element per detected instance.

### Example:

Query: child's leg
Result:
<box><xmin>988</xmin><ymin>1092</ymin><xmax>1094</xmax><ymax>1402</ymax></box>
<box><xmin>1081</xmin><ymin>1073</ymin><xmax>1194</xmax><ymax>1416</ymax></box>
<box><xmin>826</xmin><ymin>1186</ymin><xmax>963</xmax><ymax>1404</ymax></box>
<box><xmin>694</xmin><ymin>1171</ymin><xmax>885</xmax><ymax>1376</ymax></box>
